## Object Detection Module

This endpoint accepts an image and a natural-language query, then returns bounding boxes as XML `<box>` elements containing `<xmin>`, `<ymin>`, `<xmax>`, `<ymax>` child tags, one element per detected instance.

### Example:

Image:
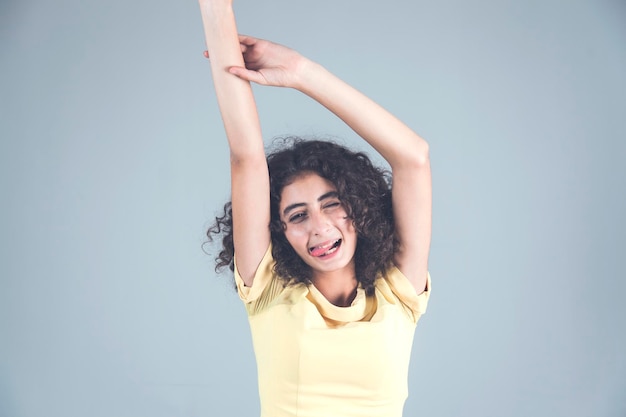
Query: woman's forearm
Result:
<box><xmin>199</xmin><ymin>1</ymin><xmax>264</xmax><ymax>162</ymax></box>
<box><xmin>294</xmin><ymin>59</ymin><xmax>429</xmax><ymax>170</ymax></box>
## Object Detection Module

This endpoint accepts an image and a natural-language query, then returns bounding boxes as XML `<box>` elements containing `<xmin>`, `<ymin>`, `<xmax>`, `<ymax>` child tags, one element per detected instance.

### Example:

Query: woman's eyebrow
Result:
<box><xmin>283</xmin><ymin>202</ymin><xmax>306</xmax><ymax>217</ymax></box>
<box><xmin>282</xmin><ymin>191</ymin><xmax>340</xmax><ymax>217</ymax></box>
<box><xmin>318</xmin><ymin>191</ymin><xmax>339</xmax><ymax>202</ymax></box>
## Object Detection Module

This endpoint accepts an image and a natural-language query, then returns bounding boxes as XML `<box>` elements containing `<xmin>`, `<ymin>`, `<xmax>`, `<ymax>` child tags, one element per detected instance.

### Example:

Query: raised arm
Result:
<box><xmin>227</xmin><ymin>37</ymin><xmax>431</xmax><ymax>293</ymax></box>
<box><xmin>297</xmin><ymin>61</ymin><xmax>432</xmax><ymax>294</ymax></box>
<box><xmin>199</xmin><ymin>1</ymin><xmax>270</xmax><ymax>285</ymax></box>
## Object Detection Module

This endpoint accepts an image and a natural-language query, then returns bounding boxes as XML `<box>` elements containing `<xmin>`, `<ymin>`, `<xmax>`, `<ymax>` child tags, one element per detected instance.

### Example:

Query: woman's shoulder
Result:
<box><xmin>375</xmin><ymin>266</ymin><xmax>431</xmax><ymax>322</ymax></box>
<box><xmin>235</xmin><ymin>244</ymin><xmax>308</xmax><ymax>314</ymax></box>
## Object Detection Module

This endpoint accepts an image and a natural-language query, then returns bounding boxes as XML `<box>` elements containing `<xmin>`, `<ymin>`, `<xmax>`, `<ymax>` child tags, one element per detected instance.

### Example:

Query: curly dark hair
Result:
<box><xmin>206</xmin><ymin>137</ymin><xmax>396</xmax><ymax>295</ymax></box>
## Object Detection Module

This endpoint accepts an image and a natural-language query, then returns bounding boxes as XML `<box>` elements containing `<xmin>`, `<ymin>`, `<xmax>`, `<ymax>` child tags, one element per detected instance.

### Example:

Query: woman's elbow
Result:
<box><xmin>416</xmin><ymin>141</ymin><xmax>430</xmax><ymax>166</ymax></box>
<box><xmin>405</xmin><ymin>138</ymin><xmax>430</xmax><ymax>169</ymax></box>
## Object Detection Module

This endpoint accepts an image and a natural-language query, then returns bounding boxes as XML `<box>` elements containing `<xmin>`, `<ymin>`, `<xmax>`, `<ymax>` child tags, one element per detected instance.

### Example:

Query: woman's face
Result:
<box><xmin>279</xmin><ymin>173</ymin><xmax>357</xmax><ymax>278</ymax></box>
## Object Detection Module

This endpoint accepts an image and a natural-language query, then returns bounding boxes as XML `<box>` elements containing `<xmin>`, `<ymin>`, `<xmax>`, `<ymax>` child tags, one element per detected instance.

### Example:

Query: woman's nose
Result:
<box><xmin>310</xmin><ymin>212</ymin><xmax>331</xmax><ymax>235</ymax></box>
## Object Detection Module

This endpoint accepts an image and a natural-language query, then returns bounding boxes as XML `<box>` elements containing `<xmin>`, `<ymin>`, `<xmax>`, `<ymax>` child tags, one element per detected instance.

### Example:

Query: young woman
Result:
<box><xmin>200</xmin><ymin>1</ymin><xmax>432</xmax><ymax>416</ymax></box>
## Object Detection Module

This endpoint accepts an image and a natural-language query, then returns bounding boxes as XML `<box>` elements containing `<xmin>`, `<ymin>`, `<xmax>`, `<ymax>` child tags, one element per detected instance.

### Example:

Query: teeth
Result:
<box><xmin>313</xmin><ymin>240</ymin><xmax>336</xmax><ymax>250</ymax></box>
<box><xmin>323</xmin><ymin>244</ymin><xmax>339</xmax><ymax>255</ymax></box>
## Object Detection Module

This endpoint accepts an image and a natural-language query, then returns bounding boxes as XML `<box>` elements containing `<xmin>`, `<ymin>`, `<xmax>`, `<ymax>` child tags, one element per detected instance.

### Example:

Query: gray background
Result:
<box><xmin>1</xmin><ymin>0</ymin><xmax>625</xmax><ymax>416</ymax></box>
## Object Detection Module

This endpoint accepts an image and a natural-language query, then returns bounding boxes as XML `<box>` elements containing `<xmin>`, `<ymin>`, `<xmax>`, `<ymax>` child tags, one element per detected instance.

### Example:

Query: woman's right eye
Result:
<box><xmin>289</xmin><ymin>212</ymin><xmax>307</xmax><ymax>223</ymax></box>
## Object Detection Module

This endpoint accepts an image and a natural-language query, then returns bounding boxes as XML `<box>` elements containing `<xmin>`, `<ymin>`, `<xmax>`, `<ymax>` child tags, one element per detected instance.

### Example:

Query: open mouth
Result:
<box><xmin>309</xmin><ymin>239</ymin><xmax>342</xmax><ymax>257</ymax></box>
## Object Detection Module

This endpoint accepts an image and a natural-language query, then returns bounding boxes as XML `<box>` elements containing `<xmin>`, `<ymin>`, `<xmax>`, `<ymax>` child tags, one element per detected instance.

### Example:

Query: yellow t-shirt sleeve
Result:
<box><xmin>385</xmin><ymin>269</ymin><xmax>431</xmax><ymax>321</ymax></box>
<box><xmin>234</xmin><ymin>244</ymin><xmax>287</xmax><ymax>316</ymax></box>
<box><xmin>233</xmin><ymin>244</ymin><xmax>275</xmax><ymax>303</ymax></box>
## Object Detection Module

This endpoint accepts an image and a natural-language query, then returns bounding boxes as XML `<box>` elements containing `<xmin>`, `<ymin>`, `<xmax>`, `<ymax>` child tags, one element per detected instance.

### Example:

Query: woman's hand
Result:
<box><xmin>205</xmin><ymin>35</ymin><xmax>307</xmax><ymax>88</ymax></box>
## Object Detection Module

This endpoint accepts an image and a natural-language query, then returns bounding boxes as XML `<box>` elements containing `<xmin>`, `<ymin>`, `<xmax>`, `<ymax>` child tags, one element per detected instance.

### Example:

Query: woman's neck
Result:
<box><xmin>311</xmin><ymin>269</ymin><xmax>358</xmax><ymax>307</ymax></box>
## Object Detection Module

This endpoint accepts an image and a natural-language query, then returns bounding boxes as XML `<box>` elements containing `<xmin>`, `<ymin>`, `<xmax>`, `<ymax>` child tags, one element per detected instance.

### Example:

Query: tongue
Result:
<box><xmin>310</xmin><ymin>245</ymin><xmax>330</xmax><ymax>257</ymax></box>
<box><xmin>311</xmin><ymin>240</ymin><xmax>341</xmax><ymax>257</ymax></box>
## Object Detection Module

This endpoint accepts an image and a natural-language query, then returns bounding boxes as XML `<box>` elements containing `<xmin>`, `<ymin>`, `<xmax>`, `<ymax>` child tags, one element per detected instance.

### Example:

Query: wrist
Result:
<box><xmin>292</xmin><ymin>58</ymin><xmax>327</xmax><ymax>93</ymax></box>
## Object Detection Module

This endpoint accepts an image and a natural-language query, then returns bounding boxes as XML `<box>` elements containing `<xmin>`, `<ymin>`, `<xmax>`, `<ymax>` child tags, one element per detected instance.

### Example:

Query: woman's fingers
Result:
<box><xmin>228</xmin><ymin>66</ymin><xmax>267</xmax><ymax>85</ymax></box>
<box><xmin>238</xmin><ymin>34</ymin><xmax>258</xmax><ymax>46</ymax></box>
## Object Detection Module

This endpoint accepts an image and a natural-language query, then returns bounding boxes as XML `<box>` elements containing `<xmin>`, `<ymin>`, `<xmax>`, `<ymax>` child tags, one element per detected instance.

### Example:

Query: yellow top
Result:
<box><xmin>235</xmin><ymin>245</ymin><xmax>431</xmax><ymax>417</ymax></box>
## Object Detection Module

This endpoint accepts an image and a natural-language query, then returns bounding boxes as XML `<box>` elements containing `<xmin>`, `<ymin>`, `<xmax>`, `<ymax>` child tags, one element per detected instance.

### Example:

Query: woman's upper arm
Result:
<box><xmin>230</xmin><ymin>157</ymin><xmax>271</xmax><ymax>285</ymax></box>
<box><xmin>391</xmin><ymin>142</ymin><xmax>432</xmax><ymax>295</ymax></box>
